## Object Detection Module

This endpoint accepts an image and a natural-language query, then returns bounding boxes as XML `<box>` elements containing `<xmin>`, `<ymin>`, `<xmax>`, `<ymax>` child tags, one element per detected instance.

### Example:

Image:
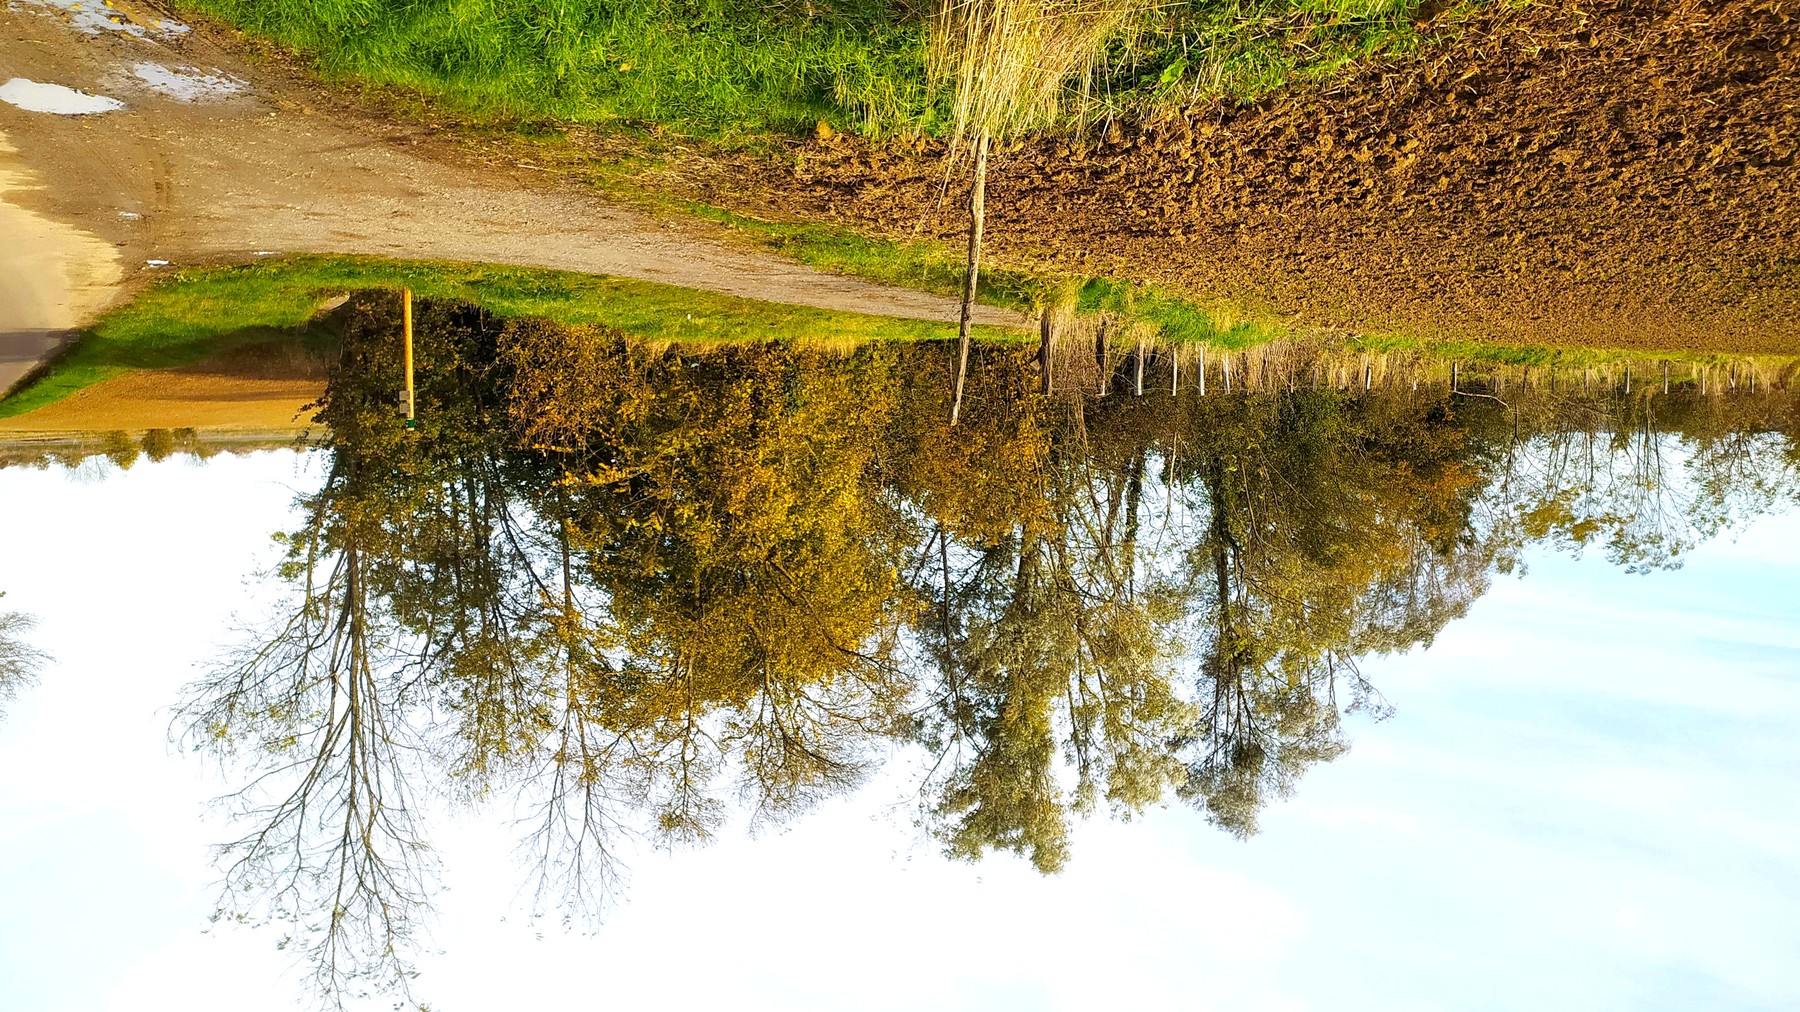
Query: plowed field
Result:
<box><xmin>679</xmin><ymin>0</ymin><xmax>1800</xmax><ymax>351</ymax></box>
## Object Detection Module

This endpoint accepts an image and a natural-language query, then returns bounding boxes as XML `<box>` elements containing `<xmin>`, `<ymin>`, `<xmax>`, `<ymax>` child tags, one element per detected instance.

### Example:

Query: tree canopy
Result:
<box><xmin>180</xmin><ymin>294</ymin><xmax>1800</xmax><ymax>1008</ymax></box>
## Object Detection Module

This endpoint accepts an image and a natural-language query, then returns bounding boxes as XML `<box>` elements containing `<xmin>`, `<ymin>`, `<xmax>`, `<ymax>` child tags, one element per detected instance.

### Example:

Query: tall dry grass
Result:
<box><xmin>928</xmin><ymin>0</ymin><xmax>1153</xmax><ymax>157</ymax></box>
<box><xmin>931</xmin><ymin>0</ymin><xmax>1153</xmax><ymax>424</ymax></box>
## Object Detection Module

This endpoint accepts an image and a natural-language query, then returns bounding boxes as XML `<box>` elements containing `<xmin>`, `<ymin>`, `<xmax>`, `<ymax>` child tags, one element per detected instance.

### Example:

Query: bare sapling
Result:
<box><xmin>934</xmin><ymin>0</ymin><xmax>1147</xmax><ymax>423</ymax></box>
<box><xmin>950</xmin><ymin>129</ymin><xmax>990</xmax><ymax>426</ymax></box>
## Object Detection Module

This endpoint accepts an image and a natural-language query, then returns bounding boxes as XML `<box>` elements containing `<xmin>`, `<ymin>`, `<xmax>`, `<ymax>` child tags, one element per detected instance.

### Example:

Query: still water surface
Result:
<box><xmin>2</xmin><ymin>302</ymin><xmax>1798</xmax><ymax>1010</ymax></box>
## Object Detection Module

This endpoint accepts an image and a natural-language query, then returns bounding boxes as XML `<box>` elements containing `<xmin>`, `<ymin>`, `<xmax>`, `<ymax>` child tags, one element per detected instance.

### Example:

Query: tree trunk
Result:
<box><xmin>949</xmin><ymin>130</ymin><xmax>991</xmax><ymax>428</ymax></box>
<box><xmin>1123</xmin><ymin>449</ymin><xmax>1146</xmax><ymax>597</ymax></box>
<box><xmin>1095</xmin><ymin>319</ymin><xmax>1110</xmax><ymax>395</ymax></box>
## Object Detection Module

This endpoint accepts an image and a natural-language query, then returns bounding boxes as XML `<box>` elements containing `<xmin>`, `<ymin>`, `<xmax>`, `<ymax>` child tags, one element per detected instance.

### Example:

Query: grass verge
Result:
<box><xmin>175</xmin><ymin>0</ymin><xmax>1477</xmax><ymax>139</ymax></box>
<box><xmin>663</xmin><ymin>199</ymin><xmax>1797</xmax><ymax>369</ymax></box>
<box><xmin>0</xmin><ymin>256</ymin><xmax>1022</xmax><ymax>419</ymax></box>
<box><xmin>672</xmin><ymin>201</ymin><xmax>1341</xmax><ymax>348</ymax></box>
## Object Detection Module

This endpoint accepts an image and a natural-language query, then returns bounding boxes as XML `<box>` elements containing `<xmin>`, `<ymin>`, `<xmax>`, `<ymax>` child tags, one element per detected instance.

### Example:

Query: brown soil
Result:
<box><xmin>673</xmin><ymin>0</ymin><xmax>1800</xmax><ymax>352</ymax></box>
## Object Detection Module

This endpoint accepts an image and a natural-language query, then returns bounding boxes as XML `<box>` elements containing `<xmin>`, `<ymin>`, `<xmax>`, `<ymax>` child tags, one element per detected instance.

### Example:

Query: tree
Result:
<box><xmin>934</xmin><ymin>0</ymin><xmax>1147</xmax><ymax>425</ymax></box>
<box><xmin>0</xmin><ymin>593</ymin><xmax>48</xmax><ymax>722</ymax></box>
<box><xmin>1153</xmin><ymin>383</ymin><xmax>1496</xmax><ymax>835</ymax></box>
<box><xmin>180</xmin><ymin>297</ymin><xmax>1800</xmax><ymax>1007</ymax></box>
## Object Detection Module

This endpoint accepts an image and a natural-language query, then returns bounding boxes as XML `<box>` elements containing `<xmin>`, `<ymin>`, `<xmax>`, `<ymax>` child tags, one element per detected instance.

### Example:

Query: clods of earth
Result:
<box><xmin>673</xmin><ymin>0</ymin><xmax>1800</xmax><ymax>353</ymax></box>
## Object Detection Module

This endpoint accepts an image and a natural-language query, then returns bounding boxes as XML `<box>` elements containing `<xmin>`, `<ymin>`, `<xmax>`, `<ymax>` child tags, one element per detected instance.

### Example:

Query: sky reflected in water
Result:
<box><xmin>2</xmin><ymin>313</ymin><xmax>1798</xmax><ymax>1011</ymax></box>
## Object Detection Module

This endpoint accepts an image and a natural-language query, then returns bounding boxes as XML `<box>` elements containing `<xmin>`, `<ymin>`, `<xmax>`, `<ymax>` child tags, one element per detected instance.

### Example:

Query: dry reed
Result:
<box><xmin>928</xmin><ymin>0</ymin><xmax>1153</xmax><ymax>157</ymax></box>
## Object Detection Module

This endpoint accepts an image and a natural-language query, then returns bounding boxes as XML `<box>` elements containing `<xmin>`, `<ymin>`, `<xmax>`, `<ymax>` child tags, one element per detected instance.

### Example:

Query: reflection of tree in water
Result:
<box><xmin>0</xmin><ymin>592</ymin><xmax>47</xmax><ymax>721</ymax></box>
<box><xmin>182</xmin><ymin>296</ymin><xmax>1800</xmax><ymax>1006</ymax></box>
<box><xmin>1498</xmin><ymin>388</ymin><xmax>1800</xmax><ymax>573</ymax></box>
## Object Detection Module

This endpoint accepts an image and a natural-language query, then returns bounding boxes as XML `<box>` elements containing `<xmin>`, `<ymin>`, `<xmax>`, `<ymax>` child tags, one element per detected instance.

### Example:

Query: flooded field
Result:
<box><xmin>3</xmin><ymin>300</ymin><xmax>1797</xmax><ymax>1009</ymax></box>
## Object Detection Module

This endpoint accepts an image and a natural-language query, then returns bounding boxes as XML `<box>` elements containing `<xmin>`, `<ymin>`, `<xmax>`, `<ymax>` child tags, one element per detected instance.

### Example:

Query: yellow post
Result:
<box><xmin>402</xmin><ymin>287</ymin><xmax>415</xmax><ymax>427</ymax></box>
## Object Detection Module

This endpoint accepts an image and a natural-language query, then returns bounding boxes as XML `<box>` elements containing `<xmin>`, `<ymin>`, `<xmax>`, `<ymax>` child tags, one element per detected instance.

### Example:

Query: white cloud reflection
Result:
<box><xmin>0</xmin><ymin>453</ymin><xmax>1794</xmax><ymax>1012</ymax></box>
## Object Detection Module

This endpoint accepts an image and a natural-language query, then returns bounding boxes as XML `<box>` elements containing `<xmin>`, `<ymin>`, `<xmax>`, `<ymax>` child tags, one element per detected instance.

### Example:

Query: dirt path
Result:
<box><xmin>0</xmin><ymin>0</ymin><xmax>1018</xmax><ymax>395</ymax></box>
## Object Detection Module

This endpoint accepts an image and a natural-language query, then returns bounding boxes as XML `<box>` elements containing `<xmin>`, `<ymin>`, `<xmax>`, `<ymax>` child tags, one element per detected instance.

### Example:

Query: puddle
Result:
<box><xmin>127</xmin><ymin>62</ymin><xmax>246</xmax><ymax>102</ymax></box>
<box><xmin>0</xmin><ymin>78</ymin><xmax>124</xmax><ymax>115</ymax></box>
<box><xmin>11</xmin><ymin>0</ymin><xmax>189</xmax><ymax>39</ymax></box>
<box><xmin>0</xmin><ymin>131</ymin><xmax>123</xmax><ymax>394</ymax></box>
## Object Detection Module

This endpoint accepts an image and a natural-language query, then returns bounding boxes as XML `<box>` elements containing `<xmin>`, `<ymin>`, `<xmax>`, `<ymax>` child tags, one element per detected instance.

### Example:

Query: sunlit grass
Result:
<box><xmin>179</xmin><ymin>0</ymin><xmax>933</xmax><ymax>137</ymax></box>
<box><xmin>672</xmin><ymin>202</ymin><xmax>1800</xmax><ymax>371</ymax></box>
<box><xmin>1109</xmin><ymin>0</ymin><xmax>1474</xmax><ymax>113</ymax></box>
<box><xmin>0</xmin><ymin>256</ymin><xmax>1022</xmax><ymax>419</ymax></box>
<box><xmin>176</xmin><ymin>0</ymin><xmax>1478</xmax><ymax>138</ymax></box>
<box><xmin>678</xmin><ymin>203</ymin><xmax>1047</xmax><ymax>308</ymax></box>
<box><xmin>677</xmin><ymin>203</ymin><xmax>1307</xmax><ymax>348</ymax></box>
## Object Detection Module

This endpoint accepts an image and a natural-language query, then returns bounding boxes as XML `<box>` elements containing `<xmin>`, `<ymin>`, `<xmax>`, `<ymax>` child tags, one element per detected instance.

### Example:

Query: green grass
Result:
<box><xmin>179</xmin><ymin>0</ymin><xmax>933</xmax><ymax>138</ymax></box>
<box><xmin>694</xmin><ymin>203</ymin><xmax>1800</xmax><ymax>367</ymax></box>
<box><xmin>1108</xmin><ymin>0</ymin><xmax>1473</xmax><ymax>115</ymax></box>
<box><xmin>7</xmin><ymin>250</ymin><xmax>1776</xmax><ymax>423</ymax></box>
<box><xmin>0</xmin><ymin>256</ymin><xmax>1023</xmax><ymax>419</ymax></box>
<box><xmin>1336</xmin><ymin>332</ymin><xmax>1800</xmax><ymax>370</ymax></box>
<box><xmin>675</xmin><ymin>203</ymin><xmax>1800</xmax><ymax>369</ymax></box>
<box><xmin>177</xmin><ymin>0</ymin><xmax>1473</xmax><ymax>139</ymax></box>
<box><xmin>679</xmin><ymin>203</ymin><xmax>1047</xmax><ymax>308</ymax></box>
<box><xmin>673</xmin><ymin>202</ymin><xmax>1299</xmax><ymax>348</ymax></box>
